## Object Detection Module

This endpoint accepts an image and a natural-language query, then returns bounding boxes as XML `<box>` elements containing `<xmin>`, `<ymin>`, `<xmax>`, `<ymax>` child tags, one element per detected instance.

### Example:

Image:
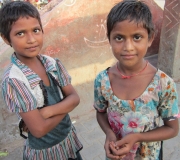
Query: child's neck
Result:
<box><xmin>16</xmin><ymin>54</ymin><xmax>44</xmax><ymax>74</ymax></box>
<box><xmin>23</xmin><ymin>57</ymin><xmax>44</xmax><ymax>73</ymax></box>
<box><xmin>117</xmin><ymin>60</ymin><xmax>148</xmax><ymax>79</ymax></box>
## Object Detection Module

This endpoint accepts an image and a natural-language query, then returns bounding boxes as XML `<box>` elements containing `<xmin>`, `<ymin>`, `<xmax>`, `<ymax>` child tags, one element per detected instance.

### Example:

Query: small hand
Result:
<box><xmin>20</xmin><ymin>120</ymin><xmax>29</xmax><ymax>132</ymax></box>
<box><xmin>39</xmin><ymin>107</ymin><xmax>51</xmax><ymax>119</ymax></box>
<box><xmin>105</xmin><ymin>131</ymin><xmax>125</xmax><ymax>160</ymax></box>
<box><xmin>23</xmin><ymin>124</ymin><xmax>29</xmax><ymax>132</ymax></box>
<box><xmin>110</xmin><ymin>133</ymin><xmax>139</xmax><ymax>157</ymax></box>
<box><xmin>109</xmin><ymin>141</ymin><xmax>126</xmax><ymax>159</ymax></box>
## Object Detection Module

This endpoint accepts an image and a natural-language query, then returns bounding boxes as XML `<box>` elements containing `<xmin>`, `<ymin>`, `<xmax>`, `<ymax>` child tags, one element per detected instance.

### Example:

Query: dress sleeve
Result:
<box><xmin>55</xmin><ymin>58</ymin><xmax>71</xmax><ymax>87</ymax></box>
<box><xmin>94</xmin><ymin>73</ymin><xmax>108</xmax><ymax>112</ymax></box>
<box><xmin>158</xmin><ymin>78</ymin><xmax>179</xmax><ymax>121</ymax></box>
<box><xmin>2</xmin><ymin>78</ymin><xmax>37</xmax><ymax>113</ymax></box>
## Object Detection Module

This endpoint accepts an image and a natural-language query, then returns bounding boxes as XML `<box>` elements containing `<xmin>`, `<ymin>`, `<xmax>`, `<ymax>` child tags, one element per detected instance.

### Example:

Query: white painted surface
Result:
<box><xmin>154</xmin><ymin>0</ymin><xmax>165</xmax><ymax>9</ymax></box>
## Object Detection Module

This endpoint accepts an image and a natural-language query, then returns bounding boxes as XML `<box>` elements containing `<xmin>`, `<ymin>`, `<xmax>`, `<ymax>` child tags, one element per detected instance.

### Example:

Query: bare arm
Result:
<box><xmin>39</xmin><ymin>84</ymin><xmax>80</xmax><ymax>118</ymax></box>
<box><xmin>137</xmin><ymin>119</ymin><xmax>179</xmax><ymax>142</ymax></box>
<box><xmin>111</xmin><ymin>119</ymin><xmax>179</xmax><ymax>156</ymax></box>
<box><xmin>20</xmin><ymin>84</ymin><xmax>79</xmax><ymax>138</ymax></box>
<box><xmin>97</xmin><ymin>111</ymin><xmax>114</xmax><ymax>135</ymax></box>
<box><xmin>20</xmin><ymin>110</ymin><xmax>66</xmax><ymax>138</ymax></box>
<box><xmin>97</xmin><ymin>111</ymin><xmax>121</xmax><ymax>160</ymax></box>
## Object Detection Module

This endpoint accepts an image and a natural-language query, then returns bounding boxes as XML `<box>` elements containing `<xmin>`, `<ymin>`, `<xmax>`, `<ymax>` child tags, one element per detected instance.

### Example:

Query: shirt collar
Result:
<box><xmin>11</xmin><ymin>53</ymin><xmax>57</xmax><ymax>89</ymax></box>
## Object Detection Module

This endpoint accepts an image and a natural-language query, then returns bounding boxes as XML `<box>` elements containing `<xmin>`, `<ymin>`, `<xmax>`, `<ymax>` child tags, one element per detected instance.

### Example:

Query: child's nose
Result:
<box><xmin>123</xmin><ymin>39</ymin><xmax>134</xmax><ymax>51</ymax></box>
<box><xmin>27</xmin><ymin>33</ymin><xmax>36</xmax><ymax>43</ymax></box>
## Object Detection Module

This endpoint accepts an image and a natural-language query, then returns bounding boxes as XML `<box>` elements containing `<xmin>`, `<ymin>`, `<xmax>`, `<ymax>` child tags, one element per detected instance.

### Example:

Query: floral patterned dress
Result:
<box><xmin>94</xmin><ymin>68</ymin><xmax>179</xmax><ymax>160</ymax></box>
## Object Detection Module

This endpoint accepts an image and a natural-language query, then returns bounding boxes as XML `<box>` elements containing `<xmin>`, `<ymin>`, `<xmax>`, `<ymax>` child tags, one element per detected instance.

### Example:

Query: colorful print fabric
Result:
<box><xmin>94</xmin><ymin>69</ymin><xmax>179</xmax><ymax>160</ymax></box>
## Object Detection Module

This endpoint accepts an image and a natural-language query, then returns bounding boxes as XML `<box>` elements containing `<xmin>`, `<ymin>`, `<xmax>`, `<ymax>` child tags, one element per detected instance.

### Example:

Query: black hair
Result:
<box><xmin>0</xmin><ymin>1</ymin><xmax>43</xmax><ymax>43</ymax></box>
<box><xmin>107</xmin><ymin>0</ymin><xmax>155</xmax><ymax>40</ymax></box>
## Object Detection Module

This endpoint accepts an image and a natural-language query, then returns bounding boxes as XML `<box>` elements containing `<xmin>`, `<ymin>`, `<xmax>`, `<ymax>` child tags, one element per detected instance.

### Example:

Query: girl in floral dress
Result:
<box><xmin>94</xmin><ymin>0</ymin><xmax>179</xmax><ymax>160</ymax></box>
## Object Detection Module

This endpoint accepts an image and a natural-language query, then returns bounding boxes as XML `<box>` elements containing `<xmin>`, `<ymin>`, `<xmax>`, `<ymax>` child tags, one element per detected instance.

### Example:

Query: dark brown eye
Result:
<box><xmin>16</xmin><ymin>32</ymin><xmax>24</xmax><ymax>37</ymax></box>
<box><xmin>115</xmin><ymin>36</ymin><xmax>123</xmax><ymax>41</ymax></box>
<box><xmin>134</xmin><ymin>35</ymin><xmax>142</xmax><ymax>41</ymax></box>
<box><xmin>34</xmin><ymin>29</ymin><xmax>40</xmax><ymax>33</ymax></box>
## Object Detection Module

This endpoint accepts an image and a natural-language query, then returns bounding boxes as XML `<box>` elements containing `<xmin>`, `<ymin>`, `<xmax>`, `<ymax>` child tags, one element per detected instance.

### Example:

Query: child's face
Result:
<box><xmin>109</xmin><ymin>20</ymin><xmax>154</xmax><ymax>67</ymax></box>
<box><xmin>3</xmin><ymin>16</ymin><xmax>43</xmax><ymax>62</ymax></box>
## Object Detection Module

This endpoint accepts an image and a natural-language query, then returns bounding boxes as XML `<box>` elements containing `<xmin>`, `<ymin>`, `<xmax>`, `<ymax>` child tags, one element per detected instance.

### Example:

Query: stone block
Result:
<box><xmin>158</xmin><ymin>0</ymin><xmax>180</xmax><ymax>79</ymax></box>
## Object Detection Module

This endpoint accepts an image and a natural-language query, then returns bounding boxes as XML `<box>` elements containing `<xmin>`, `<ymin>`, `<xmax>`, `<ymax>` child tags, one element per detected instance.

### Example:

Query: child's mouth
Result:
<box><xmin>26</xmin><ymin>46</ymin><xmax>38</xmax><ymax>51</ymax></box>
<box><xmin>122</xmin><ymin>55</ymin><xmax>136</xmax><ymax>59</ymax></box>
